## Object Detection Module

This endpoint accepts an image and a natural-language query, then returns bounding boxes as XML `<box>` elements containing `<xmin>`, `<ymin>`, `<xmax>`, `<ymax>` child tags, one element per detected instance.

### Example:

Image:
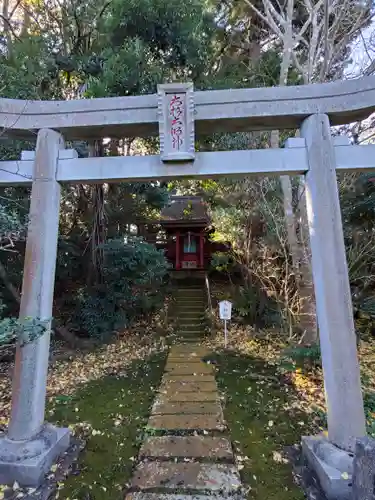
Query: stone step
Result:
<box><xmin>167</xmin><ymin>349</ymin><xmax>208</xmax><ymax>362</ymax></box>
<box><xmin>179</xmin><ymin>318</ymin><xmax>204</xmax><ymax>322</ymax></box>
<box><xmin>178</xmin><ymin>331</ymin><xmax>205</xmax><ymax>336</ymax></box>
<box><xmin>177</xmin><ymin>340</ymin><xmax>205</xmax><ymax>344</ymax></box>
<box><xmin>151</xmin><ymin>401</ymin><xmax>222</xmax><ymax>416</ymax></box>
<box><xmin>162</xmin><ymin>374</ymin><xmax>215</xmax><ymax>382</ymax></box>
<box><xmin>167</xmin><ymin>353</ymin><xmax>207</xmax><ymax>361</ymax></box>
<box><xmin>131</xmin><ymin>462</ymin><xmax>240</xmax><ymax>493</ymax></box>
<box><xmin>157</xmin><ymin>391</ymin><xmax>218</xmax><ymax>403</ymax></box>
<box><xmin>178</xmin><ymin>318</ymin><xmax>204</xmax><ymax>322</ymax></box>
<box><xmin>177</xmin><ymin>300</ymin><xmax>205</xmax><ymax>305</ymax></box>
<box><xmin>177</xmin><ymin>329</ymin><xmax>205</xmax><ymax>334</ymax></box>
<box><xmin>126</xmin><ymin>494</ymin><xmax>239</xmax><ymax>500</ymax></box>
<box><xmin>177</xmin><ymin>296</ymin><xmax>205</xmax><ymax>300</ymax></box>
<box><xmin>177</xmin><ymin>303</ymin><xmax>205</xmax><ymax>307</ymax></box>
<box><xmin>178</xmin><ymin>334</ymin><xmax>205</xmax><ymax>337</ymax></box>
<box><xmin>176</xmin><ymin>295</ymin><xmax>205</xmax><ymax>300</ymax></box>
<box><xmin>177</xmin><ymin>293</ymin><xmax>204</xmax><ymax>296</ymax></box>
<box><xmin>178</xmin><ymin>312</ymin><xmax>204</xmax><ymax>315</ymax></box>
<box><xmin>148</xmin><ymin>413</ymin><xmax>225</xmax><ymax>431</ymax></box>
<box><xmin>140</xmin><ymin>436</ymin><xmax>233</xmax><ymax>460</ymax></box>
<box><xmin>179</xmin><ymin>326</ymin><xmax>204</xmax><ymax>330</ymax></box>
<box><xmin>160</xmin><ymin>376</ymin><xmax>217</xmax><ymax>387</ymax></box>
<box><xmin>167</xmin><ymin>349</ymin><xmax>208</xmax><ymax>356</ymax></box>
<box><xmin>177</xmin><ymin>338</ymin><xmax>206</xmax><ymax>344</ymax></box>
<box><xmin>177</xmin><ymin>308</ymin><xmax>205</xmax><ymax>311</ymax></box>
<box><xmin>164</xmin><ymin>365</ymin><xmax>213</xmax><ymax>376</ymax></box>
<box><xmin>176</xmin><ymin>304</ymin><xmax>205</xmax><ymax>309</ymax></box>
<box><xmin>170</xmin><ymin>343</ymin><xmax>210</xmax><ymax>355</ymax></box>
<box><xmin>177</xmin><ymin>297</ymin><xmax>205</xmax><ymax>300</ymax></box>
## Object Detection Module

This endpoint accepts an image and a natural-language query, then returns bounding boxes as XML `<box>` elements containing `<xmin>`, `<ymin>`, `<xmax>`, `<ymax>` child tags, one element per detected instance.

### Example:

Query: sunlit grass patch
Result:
<box><xmin>213</xmin><ymin>349</ymin><xmax>318</xmax><ymax>500</ymax></box>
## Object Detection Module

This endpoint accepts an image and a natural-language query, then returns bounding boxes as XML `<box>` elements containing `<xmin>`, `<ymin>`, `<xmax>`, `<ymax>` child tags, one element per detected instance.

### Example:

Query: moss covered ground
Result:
<box><xmin>50</xmin><ymin>352</ymin><xmax>166</xmax><ymax>499</ymax></box>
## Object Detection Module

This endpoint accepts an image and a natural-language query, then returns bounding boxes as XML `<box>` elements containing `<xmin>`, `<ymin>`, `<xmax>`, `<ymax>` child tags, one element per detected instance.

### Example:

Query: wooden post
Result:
<box><xmin>199</xmin><ymin>233</ymin><xmax>204</xmax><ymax>268</ymax></box>
<box><xmin>0</xmin><ymin>129</ymin><xmax>70</xmax><ymax>487</ymax></box>
<box><xmin>176</xmin><ymin>232</ymin><xmax>180</xmax><ymax>270</ymax></box>
<box><xmin>301</xmin><ymin>114</ymin><xmax>366</xmax><ymax>451</ymax></box>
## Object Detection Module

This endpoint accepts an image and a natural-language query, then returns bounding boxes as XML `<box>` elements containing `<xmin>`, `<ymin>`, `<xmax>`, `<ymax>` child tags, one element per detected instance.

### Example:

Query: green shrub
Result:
<box><xmin>233</xmin><ymin>285</ymin><xmax>282</xmax><ymax>327</ymax></box>
<box><xmin>210</xmin><ymin>252</ymin><xmax>233</xmax><ymax>273</ymax></box>
<box><xmin>73</xmin><ymin>237</ymin><xmax>168</xmax><ymax>338</ymax></box>
<box><xmin>0</xmin><ymin>316</ymin><xmax>50</xmax><ymax>347</ymax></box>
<box><xmin>280</xmin><ymin>344</ymin><xmax>321</xmax><ymax>371</ymax></box>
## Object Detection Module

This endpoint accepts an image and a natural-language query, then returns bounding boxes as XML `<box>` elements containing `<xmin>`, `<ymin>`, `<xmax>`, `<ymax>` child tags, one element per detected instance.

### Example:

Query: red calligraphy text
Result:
<box><xmin>169</xmin><ymin>94</ymin><xmax>184</xmax><ymax>151</ymax></box>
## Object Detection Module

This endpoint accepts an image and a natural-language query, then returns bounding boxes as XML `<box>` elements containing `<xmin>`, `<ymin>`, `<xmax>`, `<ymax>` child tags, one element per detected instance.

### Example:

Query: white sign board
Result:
<box><xmin>219</xmin><ymin>300</ymin><xmax>232</xmax><ymax>320</ymax></box>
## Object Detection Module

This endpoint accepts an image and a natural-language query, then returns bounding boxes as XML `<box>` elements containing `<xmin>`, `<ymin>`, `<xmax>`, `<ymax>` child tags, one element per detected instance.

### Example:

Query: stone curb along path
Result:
<box><xmin>125</xmin><ymin>342</ymin><xmax>246</xmax><ymax>500</ymax></box>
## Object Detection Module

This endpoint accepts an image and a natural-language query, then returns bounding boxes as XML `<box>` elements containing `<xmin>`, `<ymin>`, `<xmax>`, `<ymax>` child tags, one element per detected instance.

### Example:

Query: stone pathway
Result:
<box><xmin>125</xmin><ymin>286</ymin><xmax>245</xmax><ymax>499</ymax></box>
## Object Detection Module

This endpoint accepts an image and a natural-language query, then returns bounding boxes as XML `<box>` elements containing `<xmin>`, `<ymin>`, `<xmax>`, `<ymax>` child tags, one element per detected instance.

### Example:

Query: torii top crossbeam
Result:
<box><xmin>1</xmin><ymin>76</ymin><xmax>375</xmax><ymax>140</ymax></box>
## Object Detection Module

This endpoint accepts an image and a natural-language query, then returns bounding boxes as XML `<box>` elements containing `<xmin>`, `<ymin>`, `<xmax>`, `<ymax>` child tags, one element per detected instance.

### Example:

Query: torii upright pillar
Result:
<box><xmin>301</xmin><ymin>114</ymin><xmax>366</xmax><ymax>499</ymax></box>
<box><xmin>0</xmin><ymin>129</ymin><xmax>70</xmax><ymax>486</ymax></box>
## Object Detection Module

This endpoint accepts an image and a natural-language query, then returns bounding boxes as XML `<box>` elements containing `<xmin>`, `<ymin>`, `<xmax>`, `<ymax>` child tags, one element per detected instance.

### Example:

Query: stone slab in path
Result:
<box><xmin>151</xmin><ymin>401</ymin><xmax>222</xmax><ymax>415</ymax></box>
<box><xmin>167</xmin><ymin>355</ymin><xmax>207</xmax><ymax>362</ymax></box>
<box><xmin>162</xmin><ymin>374</ymin><xmax>216</xmax><ymax>382</ymax></box>
<box><xmin>159</xmin><ymin>380</ymin><xmax>217</xmax><ymax>392</ymax></box>
<box><xmin>148</xmin><ymin>413</ymin><xmax>225</xmax><ymax>431</ymax></box>
<box><xmin>169</xmin><ymin>346</ymin><xmax>209</xmax><ymax>353</ymax></box>
<box><xmin>165</xmin><ymin>363</ymin><xmax>213</xmax><ymax>375</ymax></box>
<box><xmin>157</xmin><ymin>391</ymin><xmax>218</xmax><ymax>403</ymax></box>
<box><xmin>131</xmin><ymin>462</ymin><xmax>241</xmax><ymax>492</ymax></box>
<box><xmin>125</xmin><ymin>494</ymin><xmax>240</xmax><ymax>500</ymax></box>
<box><xmin>140</xmin><ymin>436</ymin><xmax>233</xmax><ymax>460</ymax></box>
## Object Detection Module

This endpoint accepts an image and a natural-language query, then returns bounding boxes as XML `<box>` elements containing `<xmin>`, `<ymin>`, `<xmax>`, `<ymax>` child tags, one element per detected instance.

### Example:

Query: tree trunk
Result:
<box><xmin>87</xmin><ymin>141</ymin><xmax>106</xmax><ymax>287</ymax></box>
<box><xmin>273</xmin><ymin>6</ymin><xmax>318</xmax><ymax>343</ymax></box>
<box><xmin>21</xmin><ymin>6</ymin><xmax>30</xmax><ymax>37</ymax></box>
<box><xmin>0</xmin><ymin>260</ymin><xmax>21</xmax><ymax>302</ymax></box>
<box><xmin>2</xmin><ymin>0</ymin><xmax>12</xmax><ymax>56</ymax></box>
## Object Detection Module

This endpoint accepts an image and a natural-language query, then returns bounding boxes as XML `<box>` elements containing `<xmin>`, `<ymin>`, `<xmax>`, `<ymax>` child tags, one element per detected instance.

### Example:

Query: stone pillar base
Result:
<box><xmin>302</xmin><ymin>435</ymin><xmax>353</xmax><ymax>500</ymax></box>
<box><xmin>0</xmin><ymin>423</ymin><xmax>70</xmax><ymax>486</ymax></box>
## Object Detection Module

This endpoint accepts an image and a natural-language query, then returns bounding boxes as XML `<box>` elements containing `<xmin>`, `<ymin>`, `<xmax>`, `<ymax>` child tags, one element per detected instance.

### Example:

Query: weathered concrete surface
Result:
<box><xmin>352</xmin><ymin>436</ymin><xmax>375</xmax><ymax>500</ymax></box>
<box><xmin>5</xmin><ymin>76</ymin><xmax>375</xmax><ymax>139</ymax></box>
<box><xmin>0</xmin><ymin>130</ymin><xmax>70</xmax><ymax>487</ymax></box>
<box><xmin>151</xmin><ymin>401</ymin><xmax>222</xmax><ymax>415</ymax></box>
<box><xmin>302</xmin><ymin>435</ymin><xmax>353</xmax><ymax>500</ymax></box>
<box><xmin>140</xmin><ymin>436</ymin><xmax>233</xmax><ymax>459</ymax></box>
<box><xmin>148</xmin><ymin>414</ymin><xmax>225</xmax><ymax>431</ymax></box>
<box><xmin>302</xmin><ymin>114</ymin><xmax>366</xmax><ymax>451</ymax></box>
<box><xmin>157</xmin><ymin>391</ymin><xmax>218</xmax><ymax>403</ymax></box>
<box><xmin>0</xmin><ymin>424</ymin><xmax>70</xmax><ymax>487</ymax></box>
<box><xmin>131</xmin><ymin>462</ymin><xmax>241</xmax><ymax>492</ymax></box>
<box><xmin>166</xmin><ymin>356</ymin><xmax>204</xmax><ymax>363</ymax></box>
<box><xmin>159</xmin><ymin>380</ymin><xmax>217</xmax><ymax>393</ymax></box>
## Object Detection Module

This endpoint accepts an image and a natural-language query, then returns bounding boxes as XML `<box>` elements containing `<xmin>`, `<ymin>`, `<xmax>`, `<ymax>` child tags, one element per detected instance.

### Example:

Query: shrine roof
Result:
<box><xmin>159</xmin><ymin>196</ymin><xmax>210</xmax><ymax>226</ymax></box>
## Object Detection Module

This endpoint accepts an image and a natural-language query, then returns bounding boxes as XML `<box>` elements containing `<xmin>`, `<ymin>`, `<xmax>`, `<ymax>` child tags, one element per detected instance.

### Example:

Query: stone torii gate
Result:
<box><xmin>0</xmin><ymin>79</ymin><xmax>375</xmax><ymax>497</ymax></box>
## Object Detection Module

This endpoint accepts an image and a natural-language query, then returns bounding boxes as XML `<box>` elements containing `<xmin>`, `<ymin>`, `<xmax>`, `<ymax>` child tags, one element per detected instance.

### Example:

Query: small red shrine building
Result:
<box><xmin>158</xmin><ymin>195</ymin><xmax>217</xmax><ymax>270</ymax></box>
